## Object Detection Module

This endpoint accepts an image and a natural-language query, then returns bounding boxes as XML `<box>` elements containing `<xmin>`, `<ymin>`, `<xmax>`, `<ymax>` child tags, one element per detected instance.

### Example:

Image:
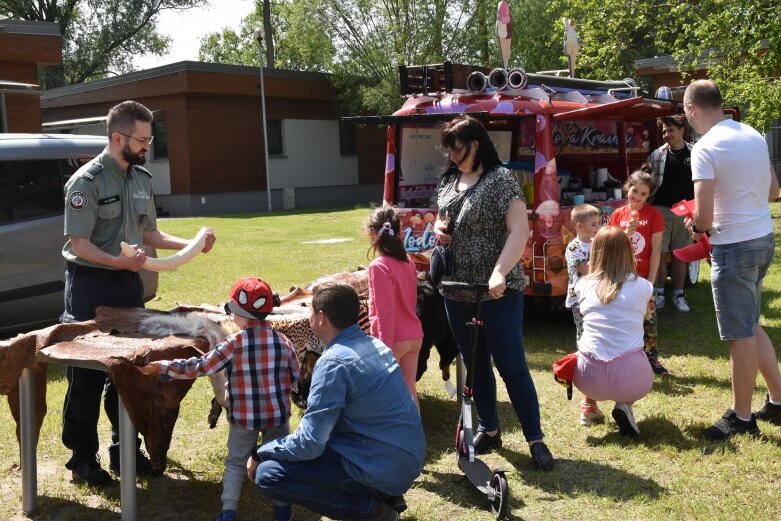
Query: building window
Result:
<box><xmin>339</xmin><ymin>121</ymin><xmax>357</xmax><ymax>156</ymax></box>
<box><xmin>266</xmin><ymin>120</ymin><xmax>284</xmax><ymax>156</ymax></box>
<box><xmin>152</xmin><ymin>119</ymin><xmax>169</xmax><ymax>160</ymax></box>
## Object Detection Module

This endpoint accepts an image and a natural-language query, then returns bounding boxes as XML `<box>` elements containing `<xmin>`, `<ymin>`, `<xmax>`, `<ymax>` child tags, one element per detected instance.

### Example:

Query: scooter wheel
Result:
<box><xmin>455</xmin><ymin>415</ymin><xmax>467</xmax><ymax>457</ymax></box>
<box><xmin>490</xmin><ymin>471</ymin><xmax>509</xmax><ymax>520</ymax></box>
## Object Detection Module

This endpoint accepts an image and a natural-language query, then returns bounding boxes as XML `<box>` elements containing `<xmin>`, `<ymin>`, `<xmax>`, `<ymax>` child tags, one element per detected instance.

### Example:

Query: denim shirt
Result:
<box><xmin>256</xmin><ymin>324</ymin><xmax>425</xmax><ymax>495</ymax></box>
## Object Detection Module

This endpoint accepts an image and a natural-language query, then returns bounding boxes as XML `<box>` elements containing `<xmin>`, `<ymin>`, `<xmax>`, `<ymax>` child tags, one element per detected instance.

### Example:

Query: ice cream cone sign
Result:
<box><xmin>563</xmin><ymin>18</ymin><xmax>580</xmax><ymax>77</ymax></box>
<box><xmin>497</xmin><ymin>1</ymin><xmax>512</xmax><ymax>69</ymax></box>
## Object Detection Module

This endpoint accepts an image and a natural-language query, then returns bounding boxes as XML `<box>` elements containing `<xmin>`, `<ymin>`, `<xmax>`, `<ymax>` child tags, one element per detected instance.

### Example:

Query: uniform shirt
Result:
<box><xmin>63</xmin><ymin>149</ymin><xmax>157</xmax><ymax>267</ymax></box>
<box><xmin>160</xmin><ymin>322</ymin><xmax>300</xmax><ymax>431</ymax></box>
<box><xmin>608</xmin><ymin>204</ymin><xmax>664</xmax><ymax>278</ymax></box>
<box><xmin>368</xmin><ymin>254</ymin><xmax>424</xmax><ymax>347</ymax></box>
<box><xmin>256</xmin><ymin>324</ymin><xmax>425</xmax><ymax>496</ymax></box>
<box><xmin>690</xmin><ymin>119</ymin><xmax>773</xmax><ymax>245</ymax></box>
<box><xmin>575</xmin><ymin>274</ymin><xmax>653</xmax><ymax>361</ymax></box>
<box><xmin>437</xmin><ymin>166</ymin><xmax>528</xmax><ymax>302</ymax></box>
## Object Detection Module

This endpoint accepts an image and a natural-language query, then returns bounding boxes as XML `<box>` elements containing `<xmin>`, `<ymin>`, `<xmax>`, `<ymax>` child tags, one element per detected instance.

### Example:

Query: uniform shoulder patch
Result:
<box><xmin>133</xmin><ymin>165</ymin><xmax>152</xmax><ymax>177</ymax></box>
<box><xmin>68</xmin><ymin>191</ymin><xmax>88</xmax><ymax>210</ymax></box>
<box><xmin>83</xmin><ymin>162</ymin><xmax>104</xmax><ymax>180</ymax></box>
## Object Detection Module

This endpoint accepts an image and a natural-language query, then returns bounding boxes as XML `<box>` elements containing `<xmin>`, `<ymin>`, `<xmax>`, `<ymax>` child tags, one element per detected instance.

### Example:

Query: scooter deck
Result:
<box><xmin>458</xmin><ymin>455</ymin><xmax>495</xmax><ymax>495</ymax></box>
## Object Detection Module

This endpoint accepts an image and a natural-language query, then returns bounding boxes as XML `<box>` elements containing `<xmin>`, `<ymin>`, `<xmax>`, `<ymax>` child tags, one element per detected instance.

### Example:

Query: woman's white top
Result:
<box><xmin>575</xmin><ymin>274</ymin><xmax>653</xmax><ymax>361</ymax></box>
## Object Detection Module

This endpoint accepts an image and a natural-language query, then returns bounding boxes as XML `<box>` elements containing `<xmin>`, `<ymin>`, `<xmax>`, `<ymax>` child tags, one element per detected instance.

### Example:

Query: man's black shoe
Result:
<box><xmin>109</xmin><ymin>441</ymin><xmax>155</xmax><ymax>476</ymax></box>
<box><xmin>66</xmin><ymin>454</ymin><xmax>112</xmax><ymax>486</ymax></box>
<box><xmin>702</xmin><ymin>409</ymin><xmax>760</xmax><ymax>441</ymax></box>
<box><xmin>754</xmin><ymin>394</ymin><xmax>781</xmax><ymax>425</ymax></box>
<box><xmin>473</xmin><ymin>428</ymin><xmax>502</xmax><ymax>455</ymax></box>
<box><xmin>529</xmin><ymin>441</ymin><xmax>554</xmax><ymax>471</ymax></box>
<box><xmin>384</xmin><ymin>495</ymin><xmax>407</xmax><ymax>513</ymax></box>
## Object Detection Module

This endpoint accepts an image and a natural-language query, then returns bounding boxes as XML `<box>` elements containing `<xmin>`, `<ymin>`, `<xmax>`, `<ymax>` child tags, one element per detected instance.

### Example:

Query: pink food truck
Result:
<box><xmin>349</xmin><ymin>61</ymin><xmax>684</xmax><ymax>304</ymax></box>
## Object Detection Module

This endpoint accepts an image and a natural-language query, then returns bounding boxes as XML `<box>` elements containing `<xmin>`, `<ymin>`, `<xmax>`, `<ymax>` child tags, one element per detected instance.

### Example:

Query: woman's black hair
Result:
<box><xmin>439</xmin><ymin>115</ymin><xmax>502</xmax><ymax>175</ymax></box>
<box><xmin>365</xmin><ymin>206</ymin><xmax>408</xmax><ymax>262</ymax></box>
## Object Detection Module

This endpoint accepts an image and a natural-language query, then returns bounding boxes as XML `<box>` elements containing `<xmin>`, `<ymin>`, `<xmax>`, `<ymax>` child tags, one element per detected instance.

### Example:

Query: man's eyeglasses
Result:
<box><xmin>117</xmin><ymin>132</ymin><xmax>154</xmax><ymax>146</ymax></box>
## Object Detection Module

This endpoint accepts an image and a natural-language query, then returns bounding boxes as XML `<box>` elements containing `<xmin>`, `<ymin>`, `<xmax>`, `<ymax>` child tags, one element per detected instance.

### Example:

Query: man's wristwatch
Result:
<box><xmin>691</xmin><ymin>223</ymin><xmax>709</xmax><ymax>235</ymax></box>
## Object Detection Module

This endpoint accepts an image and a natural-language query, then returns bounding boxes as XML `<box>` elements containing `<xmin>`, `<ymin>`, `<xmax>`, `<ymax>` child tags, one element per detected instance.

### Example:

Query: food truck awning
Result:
<box><xmin>344</xmin><ymin>96</ymin><xmax>678</xmax><ymax>126</ymax></box>
<box><xmin>552</xmin><ymin>96</ymin><xmax>677</xmax><ymax>122</ymax></box>
<box><xmin>342</xmin><ymin>112</ymin><xmax>532</xmax><ymax>125</ymax></box>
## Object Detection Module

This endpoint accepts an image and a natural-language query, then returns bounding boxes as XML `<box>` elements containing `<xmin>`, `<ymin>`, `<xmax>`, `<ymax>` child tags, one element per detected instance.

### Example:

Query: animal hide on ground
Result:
<box><xmin>0</xmin><ymin>269</ymin><xmax>459</xmax><ymax>473</ymax></box>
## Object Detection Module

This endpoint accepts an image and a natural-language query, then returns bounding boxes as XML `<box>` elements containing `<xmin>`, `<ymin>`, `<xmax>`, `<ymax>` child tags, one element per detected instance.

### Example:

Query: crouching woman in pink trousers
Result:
<box><xmin>572</xmin><ymin>226</ymin><xmax>654</xmax><ymax>437</ymax></box>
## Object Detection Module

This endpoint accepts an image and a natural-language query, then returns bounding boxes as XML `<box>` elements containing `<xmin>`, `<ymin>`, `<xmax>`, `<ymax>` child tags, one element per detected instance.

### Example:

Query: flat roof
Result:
<box><xmin>40</xmin><ymin>61</ymin><xmax>331</xmax><ymax>100</ymax></box>
<box><xmin>0</xmin><ymin>20</ymin><xmax>60</xmax><ymax>36</ymax></box>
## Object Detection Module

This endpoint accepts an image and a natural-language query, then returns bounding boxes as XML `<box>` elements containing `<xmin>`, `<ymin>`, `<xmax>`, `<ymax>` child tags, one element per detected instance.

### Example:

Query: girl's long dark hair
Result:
<box><xmin>365</xmin><ymin>206</ymin><xmax>408</xmax><ymax>262</ymax></box>
<box><xmin>439</xmin><ymin>115</ymin><xmax>502</xmax><ymax>176</ymax></box>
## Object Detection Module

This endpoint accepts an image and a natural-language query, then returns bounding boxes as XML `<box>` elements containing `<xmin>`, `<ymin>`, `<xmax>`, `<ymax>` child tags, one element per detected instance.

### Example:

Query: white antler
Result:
<box><xmin>120</xmin><ymin>227</ymin><xmax>213</xmax><ymax>272</ymax></box>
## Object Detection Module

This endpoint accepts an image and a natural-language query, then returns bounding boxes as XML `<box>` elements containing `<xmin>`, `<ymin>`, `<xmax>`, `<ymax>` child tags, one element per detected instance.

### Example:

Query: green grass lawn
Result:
<box><xmin>2</xmin><ymin>204</ymin><xmax>781</xmax><ymax>520</ymax></box>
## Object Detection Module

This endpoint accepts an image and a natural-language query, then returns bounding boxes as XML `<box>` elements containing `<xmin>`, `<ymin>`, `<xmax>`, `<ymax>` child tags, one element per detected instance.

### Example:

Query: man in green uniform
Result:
<box><xmin>61</xmin><ymin>100</ymin><xmax>216</xmax><ymax>485</ymax></box>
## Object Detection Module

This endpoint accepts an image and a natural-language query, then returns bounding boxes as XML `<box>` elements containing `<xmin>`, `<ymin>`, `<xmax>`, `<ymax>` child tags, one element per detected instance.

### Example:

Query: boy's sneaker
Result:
<box><xmin>612</xmin><ymin>403</ymin><xmax>640</xmax><ymax>437</ymax></box>
<box><xmin>273</xmin><ymin>504</ymin><xmax>293</xmax><ymax>521</ymax></box>
<box><xmin>648</xmin><ymin>357</ymin><xmax>671</xmax><ymax>377</ymax></box>
<box><xmin>473</xmin><ymin>428</ymin><xmax>502</xmax><ymax>454</ymax></box>
<box><xmin>66</xmin><ymin>453</ymin><xmax>112</xmax><ymax>486</ymax></box>
<box><xmin>215</xmin><ymin>510</ymin><xmax>237</xmax><ymax>521</ymax></box>
<box><xmin>673</xmin><ymin>293</ymin><xmax>690</xmax><ymax>312</ymax></box>
<box><xmin>655</xmin><ymin>293</ymin><xmax>666</xmax><ymax>309</ymax></box>
<box><xmin>579</xmin><ymin>402</ymin><xmax>605</xmax><ymax>425</ymax></box>
<box><xmin>702</xmin><ymin>409</ymin><xmax>760</xmax><ymax>441</ymax></box>
<box><xmin>754</xmin><ymin>394</ymin><xmax>781</xmax><ymax>424</ymax></box>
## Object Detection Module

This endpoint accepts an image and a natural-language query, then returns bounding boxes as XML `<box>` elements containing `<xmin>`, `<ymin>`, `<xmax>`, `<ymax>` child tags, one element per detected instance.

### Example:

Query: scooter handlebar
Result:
<box><xmin>440</xmin><ymin>281</ymin><xmax>490</xmax><ymax>292</ymax></box>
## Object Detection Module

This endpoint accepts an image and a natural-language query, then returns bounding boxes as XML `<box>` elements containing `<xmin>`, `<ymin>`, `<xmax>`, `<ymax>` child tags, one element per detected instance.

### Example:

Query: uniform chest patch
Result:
<box><xmin>68</xmin><ymin>191</ymin><xmax>88</xmax><ymax>210</ymax></box>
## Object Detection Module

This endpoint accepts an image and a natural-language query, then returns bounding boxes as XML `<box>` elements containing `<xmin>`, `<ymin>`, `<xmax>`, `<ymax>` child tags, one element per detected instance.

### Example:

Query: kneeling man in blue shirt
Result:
<box><xmin>247</xmin><ymin>280</ymin><xmax>425</xmax><ymax>521</ymax></box>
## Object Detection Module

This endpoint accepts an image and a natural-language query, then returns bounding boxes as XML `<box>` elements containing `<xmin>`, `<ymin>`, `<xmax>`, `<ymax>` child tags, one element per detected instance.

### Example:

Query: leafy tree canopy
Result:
<box><xmin>199</xmin><ymin>0</ymin><xmax>568</xmax><ymax>115</ymax></box>
<box><xmin>550</xmin><ymin>0</ymin><xmax>781</xmax><ymax>130</ymax></box>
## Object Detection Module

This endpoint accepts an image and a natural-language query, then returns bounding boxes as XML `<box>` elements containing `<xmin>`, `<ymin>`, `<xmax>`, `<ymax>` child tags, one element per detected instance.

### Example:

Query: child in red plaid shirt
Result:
<box><xmin>139</xmin><ymin>277</ymin><xmax>299</xmax><ymax>521</ymax></box>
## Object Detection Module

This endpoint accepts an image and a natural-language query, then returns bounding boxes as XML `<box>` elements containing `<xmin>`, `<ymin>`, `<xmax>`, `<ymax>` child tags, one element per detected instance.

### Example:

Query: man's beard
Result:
<box><xmin>121</xmin><ymin>143</ymin><xmax>147</xmax><ymax>166</ymax></box>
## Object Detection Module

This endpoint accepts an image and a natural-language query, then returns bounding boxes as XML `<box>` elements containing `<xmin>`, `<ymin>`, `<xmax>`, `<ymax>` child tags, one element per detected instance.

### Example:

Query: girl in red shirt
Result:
<box><xmin>366</xmin><ymin>207</ymin><xmax>424</xmax><ymax>410</ymax></box>
<box><xmin>609</xmin><ymin>165</ymin><xmax>670</xmax><ymax>376</ymax></box>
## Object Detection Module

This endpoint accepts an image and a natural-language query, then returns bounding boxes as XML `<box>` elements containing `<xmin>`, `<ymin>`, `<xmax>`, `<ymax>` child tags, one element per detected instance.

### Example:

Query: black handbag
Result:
<box><xmin>429</xmin><ymin>244</ymin><xmax>454</xmax><ymax>288</ymax></box>
<box><xmin>429</xmin><ymin>170</ymin><xmax>487</xmax><ymax>288</ymax></box>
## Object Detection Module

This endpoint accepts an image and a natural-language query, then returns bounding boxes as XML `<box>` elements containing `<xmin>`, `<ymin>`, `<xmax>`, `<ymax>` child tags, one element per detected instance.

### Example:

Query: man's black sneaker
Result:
<box><xmin>529</xmin><ymin>441</ymin><xmax>554</xmax><ymax>471</ymax></box>
<box><xmin>473</xmin><ymin>428</ymin><xmax>502</xmax><ymax>455</ymax></box>
<box><xmin>66</xmin><ymin>454</ymin><xmax>112</xmax><ymax>486</ymax></box>
<box><xmin>754</xmin><ymin>394</ymin><xmax>781</xmax><ymax>424</ymax></box>
<box><xmin>109</xmin><ymin>441</ymin><xmax>155</xmax><ymax>476</ymax></box>
<box><xmin>702</xmin><ymin>409</ymin><xmax>760</xmax><ymax>441</ymax></box>
<box><xmin>384</xmin><ymin>495</ymin><xmax>407</xmax><ymax>513</ymax></box>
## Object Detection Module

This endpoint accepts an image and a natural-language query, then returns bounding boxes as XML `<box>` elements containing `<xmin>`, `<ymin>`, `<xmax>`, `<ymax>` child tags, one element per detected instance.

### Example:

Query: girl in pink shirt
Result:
<box><xmin>366</xmin><ymin>207</ymin><xmax>424</xmax><ymax>409</ymax></box>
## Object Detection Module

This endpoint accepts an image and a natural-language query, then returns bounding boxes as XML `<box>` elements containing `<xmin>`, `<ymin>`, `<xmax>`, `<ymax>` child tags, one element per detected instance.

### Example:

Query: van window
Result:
<box><xmin>0</xmin><ymin>160</ymin><xmax>65</xmax><ymax>223</ymax></box>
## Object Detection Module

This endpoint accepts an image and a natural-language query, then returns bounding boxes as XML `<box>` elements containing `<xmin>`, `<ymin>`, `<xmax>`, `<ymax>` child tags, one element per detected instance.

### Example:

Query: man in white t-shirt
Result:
<box><xmin>684</xmin><ymin>79</ymin><xmax>781</xmax><ymax>440</ymax></box>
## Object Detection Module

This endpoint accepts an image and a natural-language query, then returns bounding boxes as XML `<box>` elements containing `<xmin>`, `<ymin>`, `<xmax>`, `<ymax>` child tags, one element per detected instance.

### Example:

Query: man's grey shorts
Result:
<box><xmin>656</xmin><ymin>206</ymin><xmax>692</xmax><ymax>253</ymax></box>
<box><xmin>711</xmin><ymin>233</ymin><xmax>774</xmax><ymax>340</ymax></box>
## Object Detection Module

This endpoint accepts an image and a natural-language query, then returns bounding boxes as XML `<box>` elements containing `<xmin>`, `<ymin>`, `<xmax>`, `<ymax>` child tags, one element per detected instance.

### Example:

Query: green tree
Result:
<box><xmin>197</xmin><ymin>0</ymin><xmax>575</xmax><ymax>115</ymax></box>
<box><xmin>673</xmin><ymin>0</ymin><xmax>781</xmax><ymax>130</ymax></box>
<box><xmin>0</xmin><ymin>0</ymin><xmax>207</xmax><ymax>89</ymax></box>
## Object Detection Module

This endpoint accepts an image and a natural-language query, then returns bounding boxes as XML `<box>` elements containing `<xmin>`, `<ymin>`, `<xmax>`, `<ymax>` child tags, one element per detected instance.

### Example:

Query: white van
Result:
<box><xmin>0</xmin><ymin>133</ymin><xmax>158</xmax><ymax>338</ymax></box>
